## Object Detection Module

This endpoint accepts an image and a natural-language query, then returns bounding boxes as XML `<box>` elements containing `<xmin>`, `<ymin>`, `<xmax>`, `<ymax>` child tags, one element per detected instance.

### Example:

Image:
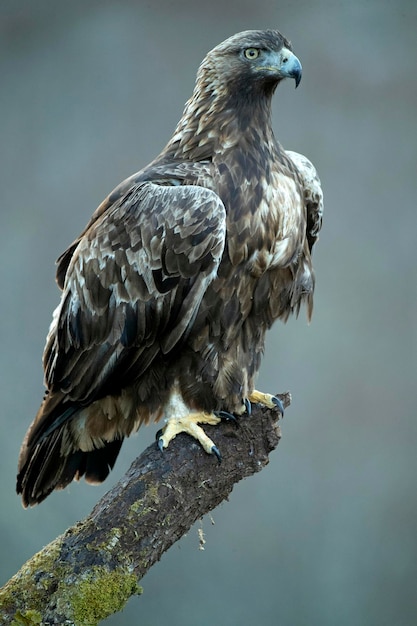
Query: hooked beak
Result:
<box><xmin>257</xmin><ymin>47</ymin><xmax>302</xmax><ymax>88</ymax></box>
<box><xmin>279</xmin><ymin>48</ymin><xmax>302</xmax><ymax>87</ymax></box>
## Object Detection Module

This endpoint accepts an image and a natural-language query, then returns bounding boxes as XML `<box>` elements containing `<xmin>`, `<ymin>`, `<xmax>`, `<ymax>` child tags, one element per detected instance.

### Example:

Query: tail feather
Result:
<box><xmin>17</xmin><ymin>431</ymin><xmax>124</xmax><ymax>507</ymax></box>
<box><xmin>66</xmin><ymin>439</ymin><xmax>124</xmax><ymax>485</ymax></box>
<box><xmin>17</xmin><ymin>393</ymin><xmax>125</xmax><ymax>507</ymax></box>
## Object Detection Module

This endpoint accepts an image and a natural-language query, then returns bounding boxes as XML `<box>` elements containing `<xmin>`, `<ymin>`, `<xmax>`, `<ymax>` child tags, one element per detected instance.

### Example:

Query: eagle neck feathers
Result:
<box><xmin>164</xmin><ymin>62</ymin><xmax>278</xmax><ymax>163</ymax></box>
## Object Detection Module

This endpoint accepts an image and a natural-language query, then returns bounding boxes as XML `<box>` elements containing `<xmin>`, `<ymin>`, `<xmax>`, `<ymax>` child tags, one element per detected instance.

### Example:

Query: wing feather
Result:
<box><xmin>285</xmin><ymin>150</ymin><xmax>323</xmax><ymax>252</ymax></box>
<box><xmin>44</xmin><ymin>182</ymin><xmax>226</xmax><ymax>405</ymax></box>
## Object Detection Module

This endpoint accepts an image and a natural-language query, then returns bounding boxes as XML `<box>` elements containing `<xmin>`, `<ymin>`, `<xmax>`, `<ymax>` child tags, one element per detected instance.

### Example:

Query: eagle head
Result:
<box><xmin>168</xmin><ymin>29</ymin><xmax>302</xmax><ymax>158</ymax></box>
<box><xmin>201</xmin><ymin>29</ymin><xmax>302</xmax><ymax>94</ymax></box>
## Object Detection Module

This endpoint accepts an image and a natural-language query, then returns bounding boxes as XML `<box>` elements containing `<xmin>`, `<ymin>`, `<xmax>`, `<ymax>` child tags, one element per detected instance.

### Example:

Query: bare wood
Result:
<box><xmin>0</xmin><ymin>393</ymin><xmax>290</xmax><ymax>625</ymax></box>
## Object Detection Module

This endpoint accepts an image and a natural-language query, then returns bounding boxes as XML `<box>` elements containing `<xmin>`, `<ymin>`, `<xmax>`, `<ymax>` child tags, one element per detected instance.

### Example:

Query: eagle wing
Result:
<box><xmin>43</xmin><ymin>181</ymin><xmax>226</xmax><ymax>406</ymax></box>
<box><xmin>285</xmin><ymin>150</ymin><xmax>323</xmax><ymax>252</ymax></box>
<box><xmin>17</xmin><ymin>181</ymin><xmax>226</xmax><ymax>504</ymax></box>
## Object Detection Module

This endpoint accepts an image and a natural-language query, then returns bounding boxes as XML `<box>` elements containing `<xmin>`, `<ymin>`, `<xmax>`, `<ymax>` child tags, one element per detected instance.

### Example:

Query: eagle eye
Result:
<box><xmin>244</xmin><ymin>48</ymin><xmax>260</xmax><ymax>60</ymax></box>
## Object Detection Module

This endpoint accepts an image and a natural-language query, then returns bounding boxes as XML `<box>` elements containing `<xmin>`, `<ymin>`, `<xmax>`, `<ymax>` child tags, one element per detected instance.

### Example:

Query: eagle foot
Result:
<box><xmin>157</xmin><ymin>412</ymin><xmax>222</xmax><ymax>461</ymax></box>
<box><xmin>248</xmin><ymin>390</ymin><xmax>285</xmax><ymax>416</ymax></box>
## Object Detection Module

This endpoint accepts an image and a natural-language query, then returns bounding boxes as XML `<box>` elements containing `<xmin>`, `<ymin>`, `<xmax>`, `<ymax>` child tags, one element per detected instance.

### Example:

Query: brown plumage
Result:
<box><xmin>17</xmin><ymin>30</ymin><xmax>323</xmax><ymax>506</ymax></box>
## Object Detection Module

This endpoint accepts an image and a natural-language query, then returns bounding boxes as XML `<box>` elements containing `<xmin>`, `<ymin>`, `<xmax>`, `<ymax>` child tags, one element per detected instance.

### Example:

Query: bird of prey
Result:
<box><xmin>17</xmin><ymin>29</ymin><xmax>323</xmax><ymax>506</ymax></box>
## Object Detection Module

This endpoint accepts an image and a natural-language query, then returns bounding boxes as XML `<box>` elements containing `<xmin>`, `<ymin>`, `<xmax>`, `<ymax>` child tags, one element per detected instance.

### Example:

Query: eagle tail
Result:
<box><xmin>17</xmin><ymin>395</ymin><xmax>124</xmax><ymax>507</ymax></box>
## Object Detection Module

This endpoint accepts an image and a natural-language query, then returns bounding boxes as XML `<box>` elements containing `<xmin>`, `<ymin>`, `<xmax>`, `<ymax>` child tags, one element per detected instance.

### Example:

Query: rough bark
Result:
<box><xmin>0</xmin><ymin>392</ymin><xmax>290</xmax><ymax>625</ymax></box>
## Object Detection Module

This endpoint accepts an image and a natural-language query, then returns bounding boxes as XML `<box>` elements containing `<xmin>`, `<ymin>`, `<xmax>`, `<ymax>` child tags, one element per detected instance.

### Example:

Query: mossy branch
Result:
<box><xmin>0</xmin><ymin>392</ymin><xmax>290</xmax><ymax>625</ymax></box>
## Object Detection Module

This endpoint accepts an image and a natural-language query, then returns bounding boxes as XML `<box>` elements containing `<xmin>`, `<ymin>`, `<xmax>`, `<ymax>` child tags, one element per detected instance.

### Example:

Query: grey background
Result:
<box><xmin>1</xmin><ymin>1</ymin><xmax>416</xmax><ymax>624</ymax></box>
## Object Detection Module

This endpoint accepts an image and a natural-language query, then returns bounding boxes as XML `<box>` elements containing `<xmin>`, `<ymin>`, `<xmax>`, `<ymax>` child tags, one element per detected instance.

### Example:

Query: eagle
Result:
<box><xmin>17</xmin><ymin>29</ymin><xmax>323</xmax><ymax>507</ymax></box>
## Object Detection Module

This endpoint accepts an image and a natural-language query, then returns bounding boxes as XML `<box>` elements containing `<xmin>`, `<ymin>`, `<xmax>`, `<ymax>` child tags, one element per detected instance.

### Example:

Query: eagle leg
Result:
<box><xmin>248</xmin><ymin>390</ymin><xmax>285</xmax><ymax>416</ymax></box>
<box><xmin>157</xmin><ymin>412</ymin><xmax>222</xmax><ymax>461</ymax></box>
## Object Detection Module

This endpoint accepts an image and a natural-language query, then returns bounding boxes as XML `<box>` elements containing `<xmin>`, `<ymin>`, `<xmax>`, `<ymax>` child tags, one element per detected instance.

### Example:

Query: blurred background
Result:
<box><xmin>1</xmin><ymin>1</ymin><xmax>416</xmax><ymax>624</ymax></box>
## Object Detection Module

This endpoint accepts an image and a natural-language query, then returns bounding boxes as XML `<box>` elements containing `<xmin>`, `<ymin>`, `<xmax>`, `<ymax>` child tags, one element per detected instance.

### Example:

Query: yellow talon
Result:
<box><xmin>158</xmin><ymin>412</ymin><xmax>221</xmax><ymax>455</ymax></box>
<box><xmin>248</xmin><ymin>390</ymin><xmax>284</xmax><ymax>414</ymax></box>
<box><xmin>248</xmin><ymin>390</ymin><xmax>276</xmax><ymax>408</ymax></box>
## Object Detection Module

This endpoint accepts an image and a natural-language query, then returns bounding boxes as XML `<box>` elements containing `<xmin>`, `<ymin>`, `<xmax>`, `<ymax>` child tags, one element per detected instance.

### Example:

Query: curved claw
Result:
<box><xmin>211</xmin><ymin>445</ymin><xmax>222</xmax><ymax>463</ymax></box>
<box><xmin>272</xmin><ymin>396</ymin><xmax>285</xmax><ymax>416</ymax></box>
<box><xmin>214</xmin><ymin>410</ymin><xmax>238</xmax><ymax>424</ymax></box>
<box><xmin>156</xmin><ymin>428</ymin><xmax>166</xmax><ymax>452</ymax></box>
<box><xmin>244</xmin><ymin>398</ymin><xmax>252</xmax><ymax>415</ymax></box>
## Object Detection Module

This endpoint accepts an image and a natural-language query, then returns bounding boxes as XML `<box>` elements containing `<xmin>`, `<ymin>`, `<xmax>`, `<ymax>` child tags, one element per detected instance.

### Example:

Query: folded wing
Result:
<box><xmin>18</xmin><ymin>181</ymin><xmax>226</xmax><ymax>500</ymax></box>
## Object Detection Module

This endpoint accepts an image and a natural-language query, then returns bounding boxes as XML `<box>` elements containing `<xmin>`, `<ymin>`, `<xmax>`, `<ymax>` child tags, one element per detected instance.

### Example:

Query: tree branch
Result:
<box><xmin>0</xmin><ymin>392</ymin><xmax>290</xmax><ymax>625</ymax></box>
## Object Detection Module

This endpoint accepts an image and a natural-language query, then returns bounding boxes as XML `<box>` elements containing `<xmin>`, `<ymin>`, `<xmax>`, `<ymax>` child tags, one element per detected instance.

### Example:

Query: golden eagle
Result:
<box><xmin>17</xmin><ymin>30</ymin><xmax>323</xmax><ymax>506</ymax></box>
